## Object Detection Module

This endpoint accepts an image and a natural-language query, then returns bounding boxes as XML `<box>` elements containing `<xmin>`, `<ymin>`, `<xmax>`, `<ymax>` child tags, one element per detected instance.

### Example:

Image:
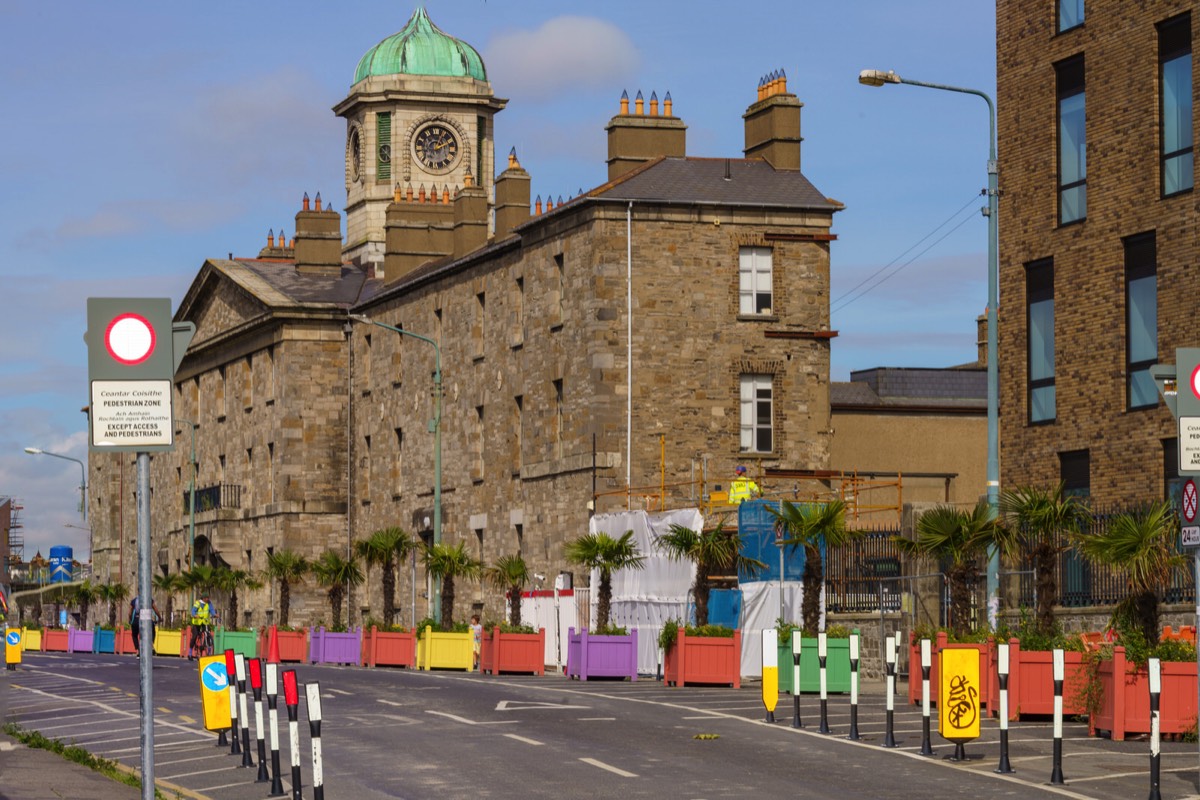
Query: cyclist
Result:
<box><xmin>188</xmin><ymin>592</ymin><xmax>213</xmax><ymax>661</ymax></box>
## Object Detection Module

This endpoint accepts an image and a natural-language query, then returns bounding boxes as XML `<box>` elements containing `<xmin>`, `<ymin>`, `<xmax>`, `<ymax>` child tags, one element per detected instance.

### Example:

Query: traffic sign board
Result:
<box><xmin>1184</xmin><ymin>480</ymin><xmax>1198</xmax><ymax>523</ymax></box>
<box><xmin>1183</xmin><ymin>527</ymin><xmax>1200</xmax><ymax>548</ymax></box>
<box><xmin>5</xmin><ymin>631</ymin><xmax>19</xmax><ymax>646</ymax></box>
<box><xmin>197</xmin><ymin>655</ymin><xmax>232</xmax><ymax>732</ymax></box>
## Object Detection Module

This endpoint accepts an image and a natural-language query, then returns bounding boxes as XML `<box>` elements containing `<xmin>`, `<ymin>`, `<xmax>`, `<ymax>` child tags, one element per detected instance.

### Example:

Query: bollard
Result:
<box><xmin>919</xmin><ymin>638</ymin><xmax>933</xmax><ymax>756</ymax></box>
<box><xmin>761</xmin><ymin>628</ymin><xmax>778</xmax><ymax>724</ymax></box>
<box><xmin>235</xmin><ymin>653</ymin><xmax>254</xmax><ymax>768</ymax></box>
<box><xmin>847</xmin><ymin>632</ymin><xmax>861</xmax><ymax>741</ymax></box>
<box><xmin>1148</xmin><ymin>657</ymin><xmax>1162</xmax><ymax>800</ymax></box>
<box><xmin>249</xmin><ymin>658</ymin><xmax>270</xmax><ymax>782</ymax></box>
<box><xmin>266</xmin><ymin>662</ymin><xmax>285</xmax><ymax>797</ymax></box>
<box><xmin>883</xmin><ymin>634</ymin><xmax>898</xmax><ymax>748</ymax></box>
<box><xmin>283</xmin><ymin>669</ymin><xmax>302</xmax><ymax>800</ymax></box>
<box><xmin>222</xmin><ymin>649</ymin><xmax>237</xmax><ymax>751</ymax></box>
<box><xmin>790</xmin><ymin>631</ymin><xmax>803</xmax><ymax>728</ymax></box>
<box><xmin>995</xmin><ymin>642</ymin><xmax>1014</xmax><ymax>774</ymax></box>
<box><xmin>1050</xmin><ymin>648</ymin><xmax>1066</xmax><ymax>784</ymax></box>
<box><xmin>818</xmin><ymin>632</ymin><xmax>831</xmax><ymax>734</ymax></box>
<box><xmin>306</xmin><ymin>681</ymin><xmax>325</xmax><ymax>800</ymax></box>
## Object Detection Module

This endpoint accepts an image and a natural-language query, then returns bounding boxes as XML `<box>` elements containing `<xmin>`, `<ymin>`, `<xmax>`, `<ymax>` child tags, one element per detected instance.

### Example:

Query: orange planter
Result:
<box><xmin>908</xmin><ymin>632</ymin><xmax>993</xmax><ymax>709</ymax></box>
<box><xmin>41</xmin><ymin>629</ymin><xmax>69</xmax><ymax>652</ymax></box>
<box><xmin>257</xmin><ymin>626</ymin><xmax>309</xmax><ymax>663</ymax></box>
<box><xmin>362</xmin><ymin>627</ymin><xmax>417</xmax><ymax>668</ymax></box>
<box><xmin>114</xmin><ymin>626</ymin><xmax>136</xmax><ymax>655</ymax></box>
<box><xmin>1089</xmin><ymin>646</ymin><xmax>1198</xmax><ymax>741</ymax></box>
<box><xmin>986</xmin><ymin>639</ymin><xmax>1087</xmax><ymax>719</ymax></box>
<box><xmin>664</xmin><ymin>630</ymin><xmax>741</xmax><ymax>688</ymax></box>
<box><xmin>479</xmin><ymin>627</ymin><xmax>545</xmax><ymax>675</ymax></box>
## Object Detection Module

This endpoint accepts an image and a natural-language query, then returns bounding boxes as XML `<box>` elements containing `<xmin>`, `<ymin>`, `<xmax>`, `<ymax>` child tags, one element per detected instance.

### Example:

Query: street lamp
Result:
<box><xmin>175</xmin><ymin>417</ymin><xmax>199</xmax><ymax>605</ymax></box>
<box><xmin>348</xmin><ymin>313</ymin><xmax>444</xmax><ymax>623</ymax></box>
<box><xmin>858</xmin><ymin>68</ymin><xmax>1001</xmax><ymax>626</ymax></box>
<box><xmin>25</xmin><ymin>447</ymin><xmax>89</xmax><ymax>524</ymax></box>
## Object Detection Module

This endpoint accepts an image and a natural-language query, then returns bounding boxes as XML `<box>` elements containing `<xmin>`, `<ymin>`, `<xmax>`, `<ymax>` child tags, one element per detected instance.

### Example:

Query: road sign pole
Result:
<box><xmin>137</xmin><ymin>452</ymin><xmax>154</xmax><ymax>800</ymax></box>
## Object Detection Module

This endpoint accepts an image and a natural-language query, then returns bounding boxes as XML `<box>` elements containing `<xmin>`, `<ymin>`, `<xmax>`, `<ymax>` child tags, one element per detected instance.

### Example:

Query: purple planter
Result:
<box><xmin>309</xmin><ymin>626</ymin><xmax>362</xmax><ymax>665</ymax></box>
<box><xmin>566</xmin><ymin>627</ymin><xmax>638</xmax><ymax>682</ymax></box>
<box><xmin>67</xmin><ymin>628</ymin><xmax>94</xmax><ymax>653</ymax></box>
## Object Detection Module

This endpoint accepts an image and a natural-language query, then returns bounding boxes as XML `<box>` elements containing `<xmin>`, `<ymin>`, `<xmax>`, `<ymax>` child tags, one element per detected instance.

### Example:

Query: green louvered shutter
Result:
<box><xmin>377</xmin><ymin>112</ymin><xmax>392</xmax><ymax>182</ymax></box>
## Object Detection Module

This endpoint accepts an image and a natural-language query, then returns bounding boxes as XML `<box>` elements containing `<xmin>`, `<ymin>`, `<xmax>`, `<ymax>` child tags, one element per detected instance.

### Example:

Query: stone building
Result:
<box><xmin>88</xmin><ymin>9</ymin><xmax>844</xmax><ymax>628</ymax></box>
<box><xmin>997</xmin><ymin>0</ymin><xmax>1195</xmax><ymax>504</ymax></box>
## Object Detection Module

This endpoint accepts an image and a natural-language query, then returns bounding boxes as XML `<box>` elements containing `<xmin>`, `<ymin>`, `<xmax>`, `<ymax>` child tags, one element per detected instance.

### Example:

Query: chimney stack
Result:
<box><xmin>743</xmin><ymin>69</ymin><xmax>803</xmax><ymax>171</ymax></box>
<box><xmin>606</xmin><ymin>89</ymin><xmax>686</xmax><ymax>180</ymax></box>
<box><xmin>494</xmin><ymin>147</ymin><xmax>531</xmax><ymax>239</ymax></box>
<box><xmin>293</xmin><ymin>192</ymin><xmax>343</xmax><ymax>276</ymax></box>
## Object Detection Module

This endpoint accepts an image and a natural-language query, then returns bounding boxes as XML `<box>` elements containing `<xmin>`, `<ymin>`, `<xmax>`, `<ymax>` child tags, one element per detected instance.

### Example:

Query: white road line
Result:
<box><xmin>377</xmin><ymin>699</ymin><xmax>406</xmax><ymax>707</ymax></box>
<box><xmin>577</xmin><ymin>717</ymin><xmax>616</xmax><ymax>721</ymax></box>
<box><xmin>326</xmin><ymin>688</ymin><xmax>352</xmax><ymax>695</ymax></box>
<box><xmin>681</xmin><ymin>715</ymin><xmax>723</xmax><ymax>720</ymax></box>
<box><xmin>162</xmin><ymin>765</ymin><xmax>240</xmax><ymax>779</ymax></box>
<box><xmin>425</xmin><ymin>710</ymin><xmax>517</xmax><ymax>726</ymax></box>
<box><xmin>580</xmin><ymin>757</ymin><xmax>638</xmax><ymax>778</ymax></box>
<box><xmin>156</xmin><ymin>753</ymin><xmax>231</xmax><ymax>767</ymax></box>
<box><xmin>503</xmin><ymin>733</ymin><xmax>544</xmax><ymax>746</ymax></box>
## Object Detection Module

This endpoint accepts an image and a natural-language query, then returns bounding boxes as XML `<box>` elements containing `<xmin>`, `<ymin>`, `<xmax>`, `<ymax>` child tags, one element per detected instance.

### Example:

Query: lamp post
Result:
<box><xmin>348</xmin><ymin>313</ymin><xmax>443</xmax><ymax>623</ymax></box>
<box><xmin>858</xmin><ymin>68</ymin><xmax>1001</xmax><ymax>626</ymax></box>
<box><xmin>25</xmin><ymin>446</ymin><xmax>89</xmax><ymax>524</ymax></box>
<box><xmin>175</xmin><ymin>417</ymin><xmax>199</xmax><ymax>607</ymax></box>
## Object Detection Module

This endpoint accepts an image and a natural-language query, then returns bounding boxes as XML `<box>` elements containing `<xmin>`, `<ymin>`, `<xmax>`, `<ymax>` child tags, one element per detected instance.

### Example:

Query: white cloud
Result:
<box><xmin>485</xmin><ymin>16</ymin><xmax>640</xmax><ymax>101</ymax></box>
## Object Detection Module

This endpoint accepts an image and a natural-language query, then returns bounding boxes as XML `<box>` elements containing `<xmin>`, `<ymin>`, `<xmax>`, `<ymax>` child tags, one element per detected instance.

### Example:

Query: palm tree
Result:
<box><xmin>767</xmin><ymin>499</ymin><xmax>860</xmax><ymax>637</ymax></box>
<box><xmin>564</xmin><ymin>531</ymin><xmax>645</xmax><ymax>631</ymax></box>
<box><xmin>354</xmin><ymin>527</ymin><xmax>417</xmax><ymax>627</ymax></box>
<box><xmin>1074</xmin><ymin>501</ymin><xmax>1185</xmax><ymax>644</ymax></box>
<box><xmin>485</xmin><ymin>553</ymin><xmax>530</xmax><ymax>627</ymax></box>
<box><xmin>998</xmin><ymin>483</ymin><xmax>1091</xmax><ymax>635</ymax></box>
<box><xmin>312</xmin><ymin>549</ymin><xmax>364</xmax><ymax>629</ymax></box>
<box><xmin>181</xmin><ymin>564</ymin><xmax>217</xmax><ymax>597</ymax></box>
<box><xmin>423</xmin><ymin>542</ymin><xmax>482</xmax><ymax>630</ymax></box>
<box><xmin>266</xmin><ymin>549</ymin><xmax>310</xmax><ymax>628</ymax></box>
<box><xmin>71</xmin><ymin>580</ymin><xmax>100</xmax><ymax>629</ymax></box>
<box><xmin>213</xmin><ymin>566</ymin><xmax>262</xmax><ymax>628</ymax></box>
<box><xmin>656</xmin><ymin>519</ymin><xmax>765</xmax><ymax>626</ymax></box>
<box><xmin>153</xmin><ymin>573</ymin><xmax>186</xmax><ymax>626</ymax></box>
<box><xmin>96</xmin><ymin>582</ymin><xmax>130</xmax><ymax>628</ymax></box>
<box><xmin>897</xmin><ymin>500</ymin><xmax>1001</xmax><ymax>639</ymax></box>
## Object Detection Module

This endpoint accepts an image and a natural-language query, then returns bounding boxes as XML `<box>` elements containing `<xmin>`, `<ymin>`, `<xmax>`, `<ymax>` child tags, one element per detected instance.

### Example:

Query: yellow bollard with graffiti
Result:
<box><xmin>938</xmin><ymin>647</ymin><xmax>980</xmax><ymax>760</ymax></box>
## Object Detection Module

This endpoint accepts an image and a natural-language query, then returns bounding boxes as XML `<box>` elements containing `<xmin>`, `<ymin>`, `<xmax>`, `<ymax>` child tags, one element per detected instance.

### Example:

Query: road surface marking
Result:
<box><xmin>495</xmin><ymin>700</ymin><xmax>588</xmax><ymax>711</ymax></box>
<box><xmin>425</xmin><ymin>710</ymin><xmax>517</xmax><ymax>726</ymax></box>
<box><xmin>577</xmin><ymin>717</ymin><xmax>615</xmax><ymax>721</ymax></box>
<box><xmin>1067</xmin><ymin>766</ymin><xmax>1197</xmax><ymax>783</ymax></box>
<box><xmin>327</xmin><ymin>688</ymin><xmax>352</xmax><ymax>696</ymax></box>
<box><xmin>377</xmin><ymin>699</ymin><xmax>406</xmax><ymax>707</ymax></box>
<box><xmin>178</xmin><ymin>715</ymin><xmax>195</xmax><ymax>724</ymax></box>
<box><xmin>580</xmin><ymin>757</ymin><xmax>637</xmax><ymax>778</ymax></box>
<box><xmin>504</xmin><ymin>733</ymin><xmax>544</xmax><ymax>746</ymax></box>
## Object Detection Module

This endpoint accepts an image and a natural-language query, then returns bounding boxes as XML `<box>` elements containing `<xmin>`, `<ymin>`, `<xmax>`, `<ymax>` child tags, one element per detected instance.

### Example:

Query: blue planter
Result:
<box><xmin>92</xmin><ymin>629</ymin><xmax>116</xmax><ymax>654</ymax></box>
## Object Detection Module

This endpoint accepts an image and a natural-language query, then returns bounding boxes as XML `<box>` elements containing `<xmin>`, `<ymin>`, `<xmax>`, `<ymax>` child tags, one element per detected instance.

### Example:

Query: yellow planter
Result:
<box><xmin>153</xmin><ymin>628</ymin><xmax>183</xmax><ymax>656</ymax></box>
<box><xmin>416</xmin><ymin>626</ymin><xmax>474</xmax><ymax>671</ymax></box>
<box><xmin>21</xmin><ymin>628</ymin><xmax>42</xmax><ymax>651</ymax></box>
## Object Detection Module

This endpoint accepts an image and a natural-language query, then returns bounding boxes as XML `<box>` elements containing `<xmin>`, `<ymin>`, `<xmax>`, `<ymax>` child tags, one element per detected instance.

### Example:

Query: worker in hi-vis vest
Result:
<box><xmin>729</xmin><ymin>465</ymin><xmax>761</xmax><ymax>504</ymax></box>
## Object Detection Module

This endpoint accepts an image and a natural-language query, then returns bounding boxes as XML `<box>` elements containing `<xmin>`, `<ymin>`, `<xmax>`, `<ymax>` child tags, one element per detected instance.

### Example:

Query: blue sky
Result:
<box><xmin>0</xmin><ymin>1</ymin><xmax>995</xmax><ymax>561</ymax></box>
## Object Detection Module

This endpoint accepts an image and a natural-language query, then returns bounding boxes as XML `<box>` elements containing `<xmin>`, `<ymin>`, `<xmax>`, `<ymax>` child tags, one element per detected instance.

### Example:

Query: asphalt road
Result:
<box><xmin>3</xmin><ymin>652</ymin><xmax>1199</xmax><ymax>800</ymax></box>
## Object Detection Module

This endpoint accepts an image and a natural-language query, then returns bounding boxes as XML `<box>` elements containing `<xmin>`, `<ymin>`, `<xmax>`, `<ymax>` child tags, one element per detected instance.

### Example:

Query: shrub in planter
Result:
<box><xmin>479</xmin><ymin>624</ymin><xmax>545</xmax><ymax>675</ymax></box>
<box><xmin>988</xmin><ymin>613</ymin><xmax>1088</xmax><ymax>719</ymax></box>
<box><xmin>566</xmin><ymin>626</ymin><xmax>638</xmax><ymax>681</ymax></box>
<box><xmin>775</xmin><ymin>621</ymin><xmax>854</xmax><ymax>694</ymax></box>
<box><xmin>908</xmin><ymin>627</ymin><xmax>994</xmax><ymax>709</ymax></box>
<box><xmin>362</xmin><ymin>622</ymin><xmax>417</xmax><ymax>668</ymax></box>
<box><xmin>1085</xmin><ymin>625</ymin><xmax>1198</xmax><ymax>740</ymax></box>
<box><xmin>661</xmin><ymin>621</ymin><xmax>740</xmax><ymax>688</ymax></box>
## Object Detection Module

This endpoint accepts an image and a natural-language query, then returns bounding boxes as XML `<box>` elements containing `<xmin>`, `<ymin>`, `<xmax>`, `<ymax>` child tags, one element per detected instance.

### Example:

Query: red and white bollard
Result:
<box><xmin>283</xmin><ymin>669</ymin><xmax>302</xmax><ymax>800</ymax></box>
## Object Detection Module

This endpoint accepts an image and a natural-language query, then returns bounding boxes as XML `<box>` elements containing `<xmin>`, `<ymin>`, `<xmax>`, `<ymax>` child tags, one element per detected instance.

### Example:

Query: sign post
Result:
<box><xmin>938</xmin><ymin>646</ymin><xmax>981</xmax><ymax>762</ymax></box>
<box><xmin>5</xmin><ymin>628</ymin><xmax>21</xmax><ymax>670</ymax></box>
<box><xmin>761</xmin><ymin>628</ymin><xmax>778</xmax><ymax>723</ymax></box>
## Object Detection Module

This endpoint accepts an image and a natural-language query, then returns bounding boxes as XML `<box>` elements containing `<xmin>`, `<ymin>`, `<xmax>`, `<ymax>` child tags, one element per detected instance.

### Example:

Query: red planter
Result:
<box><xmin>362</xmin><ymin>627</ymin><xmax>417</xmax><ymax>668</ymax></box>
<box><xmin>908</xmin><ymin>632</ymin><xmax>993</xmax><ymax>709</ymax></box>
<box><xmin>664</xmin><ymin>630</ymin><xmax>741</xmax><ymax>688</ymax></box>
<box><xmin>42</xmin><ymin>629</ymin><xmax>68</xmax><ymax>652</ymax></box>
<box><xmin>114</xmin><ymin>626</ymin><xmax>136</xmax><ymax>655</ymax></box>
<box><xmin>1089</xmin><ymin>646</ymin><xmax>1199</xmax><ymax>741</ymax></box>
<box><xmin>986</xmin><ymin>639</ymin><xmax>1087</xmax><ymax>719</ymax></box>
<box><xmin>257</xmin><ymin>626</ymin><xmax>309</xmax><ymax>663</ymax></box>
<box><xmin>479</xmin><ymin>627</ymin><xmax>545</xmax><ymax>675</ymax></box>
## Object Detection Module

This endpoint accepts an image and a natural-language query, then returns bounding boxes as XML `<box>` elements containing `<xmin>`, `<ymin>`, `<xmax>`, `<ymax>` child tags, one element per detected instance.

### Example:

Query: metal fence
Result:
<box><xmin>825</xmin><ymin>528</ymin><xmax>903</xmax><ymax>614</ymax></box>
<box><xmin>184</xmin><ymin>483</ymin><xmax>242</xmax><ymax>515</ymax></box>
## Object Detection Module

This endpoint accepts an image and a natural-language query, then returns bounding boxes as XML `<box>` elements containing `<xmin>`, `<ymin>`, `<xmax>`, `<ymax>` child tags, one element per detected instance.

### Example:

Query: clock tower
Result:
<box><xmin>335</xmin><ymin>8</ymin><xmax>507</xmax><ymax>273</ymax></box>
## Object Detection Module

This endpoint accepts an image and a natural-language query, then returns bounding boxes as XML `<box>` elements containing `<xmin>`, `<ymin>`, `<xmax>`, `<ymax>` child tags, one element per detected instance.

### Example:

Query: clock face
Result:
<box><xmin>348</xmin><ymin>128</ymin><xmax>362</xmax><ymax>181</ymax></box>
<box><xmin>414</xmin><ymin>123</ymin><xmax>460</xmax><ymax>172</ymax></box>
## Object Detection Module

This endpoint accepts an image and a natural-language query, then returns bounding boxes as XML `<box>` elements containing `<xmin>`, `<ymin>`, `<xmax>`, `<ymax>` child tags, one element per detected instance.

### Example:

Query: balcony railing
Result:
<box><xmin>185</xmin><ymin>483</ymin><xmax>242</xmax><ymax>515</ymax></box>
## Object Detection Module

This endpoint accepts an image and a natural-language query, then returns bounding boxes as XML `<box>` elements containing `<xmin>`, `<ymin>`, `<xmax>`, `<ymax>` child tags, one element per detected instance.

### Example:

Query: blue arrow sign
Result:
<box><xmin>201</xmin><ymin>662</ymin><xmax>229</xmax><ymax>692</ymax></box>
<box><xmin>6</xmin><ymin>631</ymin><xmax>20</xmax><ymax>646</ymax></box>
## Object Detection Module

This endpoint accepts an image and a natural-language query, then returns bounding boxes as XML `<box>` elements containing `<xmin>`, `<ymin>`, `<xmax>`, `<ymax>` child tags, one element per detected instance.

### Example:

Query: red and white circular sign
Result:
<box><xmin>104</xmin><ymin>313</ymin><xmax>157</xmax><ymax>365</ymax></box>
<box><xmin>1184</xmin><ymin>479</ymin><xmax>1198</xmax><ymax>523</ymax></box>
<box><xmin>1190</xmin><ymin>364</ymin><xmax>1200</xmax><ymax>401</ymax></box>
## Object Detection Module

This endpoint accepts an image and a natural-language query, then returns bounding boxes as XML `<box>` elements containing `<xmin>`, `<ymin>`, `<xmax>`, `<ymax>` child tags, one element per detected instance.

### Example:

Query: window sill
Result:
<box><xmin>737</xmin><ymin>314</ymin><xmax>779</xmax><ymax>323</ymax></box>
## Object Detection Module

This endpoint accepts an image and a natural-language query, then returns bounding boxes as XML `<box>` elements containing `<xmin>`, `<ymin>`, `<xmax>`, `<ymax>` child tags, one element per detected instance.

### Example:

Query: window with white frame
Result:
<box><xmin>739</xmin><ymin>247</ymin><xmax>773</xmax><ymax>315</ymax></box>
<box><xmin>739</xmin><ymin>374</ymin><xmax>773</xmax><ymax>453</ymax></box>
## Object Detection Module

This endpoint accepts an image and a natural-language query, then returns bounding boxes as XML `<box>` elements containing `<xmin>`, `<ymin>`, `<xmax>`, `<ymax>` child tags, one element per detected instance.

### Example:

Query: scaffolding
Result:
<box><xmin>4</xmin><ymin>497</ymin><xmax>22</xmax><ymax>566</ymax></box>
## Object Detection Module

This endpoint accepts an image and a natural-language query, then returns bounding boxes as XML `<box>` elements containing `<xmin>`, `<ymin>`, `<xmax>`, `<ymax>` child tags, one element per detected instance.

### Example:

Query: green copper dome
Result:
<box><xmin>353</xmin><ymin>8</ymin><xmax>487</xmax><ymax>84</ymax></box>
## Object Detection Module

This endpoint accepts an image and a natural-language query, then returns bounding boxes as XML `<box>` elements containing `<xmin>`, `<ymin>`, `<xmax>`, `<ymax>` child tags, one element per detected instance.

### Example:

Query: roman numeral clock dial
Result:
<box><xmin>414</xmin><ymin>123</ymin><xmax>459</xmax><ymax>173</ymax></box>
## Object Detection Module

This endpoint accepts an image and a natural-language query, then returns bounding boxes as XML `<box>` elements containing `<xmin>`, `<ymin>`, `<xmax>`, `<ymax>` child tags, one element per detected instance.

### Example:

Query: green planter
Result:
<box><xmin>215</xmin><ymin>628</ymin><xmax>258</xmax><ymax>658</ymax></box>
<box><xmin>777</xmin><ymin>635</ymin><xmax>853</xmax><ymax>694</ymax></box>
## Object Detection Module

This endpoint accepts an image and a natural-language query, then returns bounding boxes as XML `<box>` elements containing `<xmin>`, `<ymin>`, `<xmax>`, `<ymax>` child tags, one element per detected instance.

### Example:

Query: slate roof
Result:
<box><xmin>209</xmin><ymin>258</ymin><xmax>379</xmax><ymax>308</ymax></box>
<box><xmin>832</xmin><ymin>367</ymin><xmax>986</xmax><ymax>410</ymax></box>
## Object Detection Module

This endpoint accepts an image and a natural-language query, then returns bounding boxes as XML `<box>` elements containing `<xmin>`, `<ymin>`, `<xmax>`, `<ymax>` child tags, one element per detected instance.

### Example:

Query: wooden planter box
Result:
<box><xmin>362</xmin><ymin>627</ymin><xmax>417</xmax><ymax>668</ymax></box>
<box><xmin>114</xmin><ymin>626</ymin><xmax>135</xmax><ymax>655</ymax></box>
<box><xmin>908</xmin><ymin>632</ymin><xmax>993</xmax><ymax>709</ymax></box>
<box><xmin>1089</xmin><ymin>645</ymin><xmax>1199</xmax><ymax>741</ymax></box>
<box><xmin>41</xmin><ymin>629</ymin><xmax>68</xmax><ymax>652</ymax></box>
<box><xmin>776</xmin><ymin>637</ymin><xmax>852</xmax><ymax>694</ymax></box>
<box><xmin>68</xmin><ymin>628</ymin><xmax>94</xmax><ymax>653</ymax></box>
<box><xmin>986</xmin><ymin>639</ymin><xmax>1087</xmax><ymax>719</ymax></box>
<box><xmin>92</xmin><ymin>629</ymin><xmax>116</xmax><ymax>653</ymax></box>
<box><xmin>416</xmin><ymin>626</ymin><xmax>474</xmax><ymax>671</ymax></box>
<box><xmin>21</xmin><ymin>629</ymin><xmax>42</xmax><ymax>651</ymax></box>
<box><xmin>566</xmin><ymin>627</ymin><xmax>638</xmax><ymax>682</ymax></box>
<box><xmin>664</xmin><ymin>630</ymin><xmax>742</xmax><ymax>688</ymax></box>
<box><xmin>310</xmin><ymin>627</ymin><xmax>362</xmax><ymax>665</ymax></box>
<box><xmin>215</xmin><ymin>629</ymin><xmax>257</xmax><ymax>659</ymax></box>
<box><xmin>154</xmin><ymin>628</ymin><xmax>183</xmax><ymax>656</ymax></box>
<box><xmin>479</xmin><ymin>627</ymin><xmax>545</xmax><ymax>675</ymax></box>
<box><xmin>258</xmin><ymin>627</ymin><xmax>309</xmax><ymax>663</ymax></box>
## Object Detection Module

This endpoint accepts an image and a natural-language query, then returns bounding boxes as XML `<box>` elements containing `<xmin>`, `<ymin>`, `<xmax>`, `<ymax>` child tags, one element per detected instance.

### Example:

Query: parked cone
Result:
<box><xmin>267</xmin><ymin>625</ymin><xmax>281</xmax><ymax>665</ymax></box>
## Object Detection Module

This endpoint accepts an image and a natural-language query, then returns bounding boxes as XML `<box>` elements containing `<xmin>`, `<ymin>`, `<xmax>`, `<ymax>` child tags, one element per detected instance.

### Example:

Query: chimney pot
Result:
<box><xmin>302</xmin><ymin>192</ymin><xmax>310</xmax><ymax>211</ymax></box>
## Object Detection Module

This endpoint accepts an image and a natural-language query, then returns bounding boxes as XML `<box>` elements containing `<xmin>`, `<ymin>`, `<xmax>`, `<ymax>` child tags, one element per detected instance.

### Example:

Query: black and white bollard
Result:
<box><xmin>1050</xmin><ymin>647</ymin><xmax>1066</xmax><ymax>785</ymax></box>
<box><xmin>250</xmin><ymin>657</ymin><xmax>270</xmax><ymax>783</ymax></box>
<box><xmin>790</xmin><ymin>630</ymin><xmax>803</xmax><ymax>729</ymax></box>
<box><xmin>883</xmin><ymin>634</ymin><xmax>898</xmax><ymax>748</ymax></box>
<box><xmin>223</xmin><ymin>649</ymin><xmax>238</xmax><ymax>752</ymax></box>
<box><xmin>283</xmin><ymin>669</ymin><xmax>302</xmax><ymax>800</ymax></box>
<box><xmin>235</xmin><ymin>653</ymin><xmax>254</xmax><ymax>768</ymax></box>
<box><xmin>995</xmin><ymin>642</ymin><xmax>1014</xmax><ymax>774</ymax></box>
<box><xmin>919</xmin><ymin>637</ymin><xmax>934</xmax><ymax>756</ymax></box>
<box><xmin>306</xmin><ymin>681</ymin><xmax>325</xmax><ymax>800</ymax></box>
<box><xmin>266</xmin><ymin>662</ymin><xmax>285</xmax><ymax>797</ymax></box>
<box><xmin>818</xmin><ymin>631</ymin><xmax>831</xmax><ymax>734</ymax></box>
<box><xmin>847</xmin><ymin>632</ymin><xmax>861</xmax><ymax>741</ymax></box>
<box><xmin>1148</xmin><ymin>657</ymin><xmax>1162</xmax><ymax>800</ymax></box>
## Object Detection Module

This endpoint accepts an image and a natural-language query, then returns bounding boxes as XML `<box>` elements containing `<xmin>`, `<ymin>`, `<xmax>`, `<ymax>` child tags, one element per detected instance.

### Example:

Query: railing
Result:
<box><xmin>825</xmin><ymin>528</ymin><xmax>903</xmax><ymax>613</ymax></box>
<box><xmin>185</xmin><ymin>483</ymin><xmax>242</xmax><ymax>515</ymax></box>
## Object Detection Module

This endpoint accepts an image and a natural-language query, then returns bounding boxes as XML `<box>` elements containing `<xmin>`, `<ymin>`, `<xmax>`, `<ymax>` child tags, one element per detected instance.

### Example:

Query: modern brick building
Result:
<box><xmin>997</xmin><ymin>0</ymin><xmax>1195</xmax><ymax>504</ymax></box>
<box><xmin>88</xmin><ymin>10</ymin><xmax>847</xmax><ymax>627</ymax></box>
